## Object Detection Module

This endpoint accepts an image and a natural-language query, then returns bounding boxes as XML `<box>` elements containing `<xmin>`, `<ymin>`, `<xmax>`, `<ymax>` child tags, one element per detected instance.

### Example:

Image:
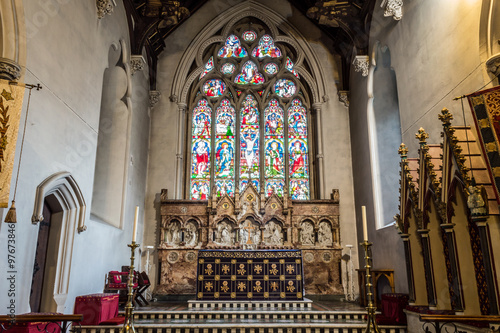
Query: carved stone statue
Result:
<box><xmin>318</xmin><ymin>222</ymin><xmax>333</xmax><ymax>246</ymax></box>
<box><xmin>215</xmin><ymin>220</ymin><xmax>234</xmax><ymax>246</ymax></box>
<box><xmin>264</xmin><ymin>220</ymin><xmax>283</xmax><ymax>245</ymax></box>
<box><xmin>467</xmin><ymin>185</ymin><xmax>488</xmax><ymax>217</ymax></box>
<box><xmin>165</xmin><ymin>220</ymin><xmax>181</xmax><ymax>245</ymax></box>
<box><xmin>184</xmin><ymin>221</ymin><xmax>198</xmax><ymax>246</ymax></box>
<box><xmin>300</xmin><ymin>221</ymin><xmax>315</xmax><ymax>245</ymax></box>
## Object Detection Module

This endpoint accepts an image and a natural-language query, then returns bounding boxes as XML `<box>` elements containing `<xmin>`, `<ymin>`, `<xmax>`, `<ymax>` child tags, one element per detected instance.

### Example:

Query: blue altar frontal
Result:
<box><xmin>196</xmin><ymin>249</ymin><xmax>305</xmax><ymax>300</ymax></box>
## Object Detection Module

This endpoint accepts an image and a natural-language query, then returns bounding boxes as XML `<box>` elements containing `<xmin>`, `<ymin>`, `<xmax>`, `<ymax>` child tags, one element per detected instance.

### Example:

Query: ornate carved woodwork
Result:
<box><xmin>158</xmin><ymin>185</ymin><xmax>342</xmax><ymax>296</ymax></box>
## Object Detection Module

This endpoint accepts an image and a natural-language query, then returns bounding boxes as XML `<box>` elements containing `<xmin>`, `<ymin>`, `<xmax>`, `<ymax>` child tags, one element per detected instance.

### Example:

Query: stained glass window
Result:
<box><xmin>288</xmin><ymin>99</ymin><xmax>309</xmax><ymax>199</ymax></box>
<box><xmin>191</xmin><ymin>99</ymin><xmax>212</xmax><ymax>199</ymax></box>
<box><xmin>200</xmin><ymin>56</ymin><xmax>214</xmax><ymax>79</ymax></box>
<box><xmin>190</xmin><ymin>24</ymin><xmax>310</xmax><ymax>200</ymax></box>
<box><xmin>218</xmin><ymin>35</ymin><xmax>248</xmax><ymax>58</ymax></box>
<box><xmin>240</xmin><ymin>95</ymin><xmax>260</xmax><ymax>190</ymax></box>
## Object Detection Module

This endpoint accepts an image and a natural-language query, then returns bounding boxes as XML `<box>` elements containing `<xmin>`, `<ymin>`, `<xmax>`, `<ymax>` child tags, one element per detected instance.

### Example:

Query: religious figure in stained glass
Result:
<box><xmin>274</xmin><ymin>79</ymin><xmax>296</xmax><ymax>98</ymax></box>
<box><xmin>218</xmin><ymin>35</ymin><xmax>248</xmax><ymax>58</ymax></box>
<box><xmin>221</xmin><ymin>63</ymin><xmax>236</xmax><ymax>75</ymax></box>
<box><xmin>288</xmin><ymin>101</ymin><xmax>307</xmax><ymax>136</ymax></box>
<box><xmin>290</xmin><ymin>179</ymin><xmax>309</xmax><ymax>200</ymax></box>
<box><xmin>289</xmin><ymin>139</ymin><xmax>307</xmax><ymax>178</ymax></box>
<box><xmin>240</xmin><ymin>126</ymin><xmax>259</xmax><ymax>178</ymax></box>
<box><xmin>216</xmin><ymin>179</ymin><xmax>234</xmax><ymax>197</ymax></box>
<box><xmin>266</xmin><ymin>179</ymin><xmax>284</xmax><ymax>197</ymax></box>
<box><xmin>265</xmin><ymin>140</ymin><xmax>284</xmax><ymax>178</ymax></box>
<box><xmin>215</xmin><ymin>139</ymin><xmax>234</xmax><ymax>177</ymax></box>
<box><xmin>216</xmin><ymin>99</ymin><xmax>235</xmax><ymax>136</ymax></box>
<box><xmin>241</xmin><ymin>95</ymin><xmax>259</xmax><ymax>125</ymax></box>
<box><xmin>235</xmin><ymin>61</ymin><xmax>265</xmax><ymax>85</ymax></box>
<box><xmin>252</xmin><ymin>35</ymin><xmax>282</xmax><ymax>58</ymax></box>
<box><xmin>264</xmin><ymin>100</ymin><xmax>284</xmax><ymax>135</ymax></box>
<box><xmin>192</xmin><ymin>139</ymin><xmax>210</xmax><ymax>178</ymax></box>
<box><xmin>203</xmin><ymin>79</ymin><xmax>226</xmax><ymax>97</ymax></box>
<box><xmin>191</xmin><ymin>180</ymin><xmax>210</xmax><ymax>200</ymax></box>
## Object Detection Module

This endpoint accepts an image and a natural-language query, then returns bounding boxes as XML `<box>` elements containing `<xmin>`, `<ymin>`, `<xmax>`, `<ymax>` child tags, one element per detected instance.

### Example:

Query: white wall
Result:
<box><xmin>350</xmin><ymin>0</ymin><xmax>489</xmax><ymax>294</ymax></box>
<box><xmin>0</xmin><ymin>0</ymin><xmax>150</xmax><ymax>314</ymax></box>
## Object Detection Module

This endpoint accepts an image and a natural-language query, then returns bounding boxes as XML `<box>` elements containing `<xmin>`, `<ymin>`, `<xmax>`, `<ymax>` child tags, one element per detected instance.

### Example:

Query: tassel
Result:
<box><xmin>4</xmin><ymin>200</ymin><xmax>16</xmax><ymax>223</ymax></box>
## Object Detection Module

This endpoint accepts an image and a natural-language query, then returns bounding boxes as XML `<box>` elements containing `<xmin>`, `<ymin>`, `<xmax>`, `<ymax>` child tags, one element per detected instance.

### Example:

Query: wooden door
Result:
<box><xmin>29</xmin><ymin>202</ymin><xmax>51</xmax><ymax>312</ymax></box>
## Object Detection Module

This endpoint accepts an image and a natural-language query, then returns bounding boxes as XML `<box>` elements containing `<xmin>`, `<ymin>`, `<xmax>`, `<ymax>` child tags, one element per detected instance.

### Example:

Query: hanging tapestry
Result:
<box><xmin>468</xmin><ymin>86</ymin><xmax>500</xmax><ymax>204</ymax></box>
<box><xmin>0</xmin><ymin>80</ymin><xmax>24</xmax><ymax>208</ymax></box>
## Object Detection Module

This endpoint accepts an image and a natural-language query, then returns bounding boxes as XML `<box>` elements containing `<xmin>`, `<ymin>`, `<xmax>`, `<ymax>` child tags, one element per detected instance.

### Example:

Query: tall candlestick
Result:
<box><xmin>362</xmin><ymin>205</ymin><xmax>368</xmax><ymax>241</ymax></box>
<box><xmin>132</xmin><ymin>206</ymin><xmax>139</xmax><ymax>242</ymax></box>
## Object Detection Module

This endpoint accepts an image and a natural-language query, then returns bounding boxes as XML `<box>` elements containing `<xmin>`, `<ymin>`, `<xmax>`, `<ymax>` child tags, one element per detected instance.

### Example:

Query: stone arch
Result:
<box><xmin>299</xmin><ymin>219</ymin><xmax>315</xmax><ymax>246</ymax></box>
<box><xmin>263</xmin><ymin>218</ymin><xmax>284</xmax><ymax>246</ymax></box>
<box><xmin>31</xmin><ymin>171</ymin><xmax>86</xmax><ymax>312</ymax></box>
<box><xmin>170</xmin><ymin>0</ymin><xmax>327</xmax><ymax>105</ymax></box>
<box><xmin>184</xmin><ymin>218</ymin><xmax>200</xmax><ymax>246</ymax></box>
<box><xmin>164</xmin><ymin>218</ymin><xmax>182</xmax><ymax>246</ymax></box>
<box><xmin>0</xmin><ymin>0</ymin><xmax>26</xmax><ymax>80</ymax></box>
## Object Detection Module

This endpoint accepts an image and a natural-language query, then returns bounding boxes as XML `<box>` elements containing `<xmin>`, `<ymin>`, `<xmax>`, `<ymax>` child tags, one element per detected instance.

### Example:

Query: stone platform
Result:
<box><xmin>75</xmin><ymin>300</ymin><xmax>407</xmax><ymax>333</ymax></box>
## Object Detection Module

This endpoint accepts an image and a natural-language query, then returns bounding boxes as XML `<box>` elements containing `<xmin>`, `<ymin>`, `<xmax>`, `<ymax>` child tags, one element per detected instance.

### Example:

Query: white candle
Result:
<box><xmin>132</xmin><ymin>206</ymin><xmax>139</xmax><ymax>242</ymax></box>
<box><xmin>362</xmin><ymin>206</ymin><xmax>368</xmax><ymax>241</ymax></box>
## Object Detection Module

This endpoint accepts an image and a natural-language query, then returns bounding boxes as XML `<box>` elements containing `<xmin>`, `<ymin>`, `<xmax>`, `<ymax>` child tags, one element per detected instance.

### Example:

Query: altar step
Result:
<box><xmin>77</xmin><ymin>324</ymin><xmax>406</xmax><ymax>333</ymax></box>
<box><xmin>132</xmin><ymin>310</ymin><xmax>366</xmax><ymax>321</ymax></box>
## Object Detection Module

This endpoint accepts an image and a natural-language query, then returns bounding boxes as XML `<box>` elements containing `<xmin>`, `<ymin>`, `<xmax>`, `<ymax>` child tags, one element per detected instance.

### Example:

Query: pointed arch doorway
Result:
<box><xmin>29</xmin><ymin>172</ymin><xmax>87</xmax><ymax>312</ymax></box>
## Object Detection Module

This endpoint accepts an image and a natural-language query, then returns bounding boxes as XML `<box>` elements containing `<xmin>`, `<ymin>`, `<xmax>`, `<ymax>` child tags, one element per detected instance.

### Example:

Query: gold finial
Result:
<box><xmin>438</xmin><ymin>108</ymin><xmax>453</xmax><ymax>128</ymax></box>
<box><xmin>398</xmin><ymin>143</ymin><xmax>408</xmax><ymax>159</ymax></box>
<box><xmin>415</xmin><ymin>127</ymin><xmax>429</xmax><ymax>145</ymax></box>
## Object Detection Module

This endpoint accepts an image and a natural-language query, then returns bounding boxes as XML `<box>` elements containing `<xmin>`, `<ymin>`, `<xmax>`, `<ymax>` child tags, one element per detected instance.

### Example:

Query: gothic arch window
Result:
<box><xmin>189</xmin><ymin>18</ymin><xmax>313</xmax><ymax>200</ymax></box>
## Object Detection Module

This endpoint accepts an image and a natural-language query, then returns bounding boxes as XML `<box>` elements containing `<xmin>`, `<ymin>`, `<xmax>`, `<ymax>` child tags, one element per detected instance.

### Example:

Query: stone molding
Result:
<box><xmin>149</xmin><ymin>90</ymin><xmax>161</xmax><ymax>108</ymax></box>
<box><xmin>381</xmin><ymin>0</ymin><xmax>403</xmax><ymax>21</ymax></box>
<box><xmin>130</xmin><ymin>55</ymin><xmax>146</xmax><ymax>75</ymax></box>
<box><xmin>96</xmin><ymin>0</ymin><xmax>114</xmax><ymax>19</ymax></box>
<box><xmin>353</xmin><ymin>55</ymin><xmax>369</xmax><ymax>77</ymax></box>
<box><xmin>338</xmin><ymin>90</ymin><xmax>349</xmax><ymax>107</ymax></box>
<box><xmin>486</xmin><ymin>53</ymin><xmax>500</xmax><ymax>76</ymax></box>
<box><xmin>0</xmin><ymin>57</ymin><xmax>21</xmax><ymax>81</ymax></box>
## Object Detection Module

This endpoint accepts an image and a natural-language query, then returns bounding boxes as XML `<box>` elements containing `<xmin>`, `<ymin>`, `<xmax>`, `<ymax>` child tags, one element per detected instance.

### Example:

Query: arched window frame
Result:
<box><xmin>170</xmin><ymin>3</ymin><xmax>329</xmax><ymax>200</ymax></box>
<box><xmin>186</xmin><ymin>19</ymin><xmax>314</xmax><ymax>200</ymax></box>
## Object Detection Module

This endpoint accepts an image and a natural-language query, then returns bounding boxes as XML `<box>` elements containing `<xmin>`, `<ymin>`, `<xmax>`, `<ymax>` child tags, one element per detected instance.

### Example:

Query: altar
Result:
<box><xmin>157</xmin><ymin>185</ymin><xmax>343</xmax><ymax>297</ymax></box>
<box><xmin>196</xmin><ymin>249</ymin><xmax>304</xmax><ymax>300</ymax></box>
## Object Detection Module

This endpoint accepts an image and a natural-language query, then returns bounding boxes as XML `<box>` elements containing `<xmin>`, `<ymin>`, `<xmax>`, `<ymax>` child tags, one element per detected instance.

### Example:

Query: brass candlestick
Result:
<box><xmin>121</xmin><ymin>241</ymin><xmax>139</xmax><ymax>333</ymax></box>
<box><xmin>361</xmin><ymin>240</ymin><xmax>380</xmax><ymax>333</ymax></box>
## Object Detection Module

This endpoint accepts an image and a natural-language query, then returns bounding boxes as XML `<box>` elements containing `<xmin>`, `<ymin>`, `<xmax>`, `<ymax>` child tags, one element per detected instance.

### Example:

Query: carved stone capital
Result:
<box><xmin>381</xmin><ymin>0</ymin><xmax>403</xmax><ymax>21</ymax></box>
<box><xmin>130</xmin><ymin>55</ymin><xmax>146</xmax><ymax>75</ymax></box>
<box><xmin>149</xmin><ymin>90</ymin><xmax>161</xmax><ymax>108</ymax></box>
<box><xmin>352</xmin><ymin>55</ymin><xmax>369</xmax><ymax>77</ymax></box>
<box><xmin>338</xmin><ymin>90</ymin><xmax>349</xmax><ymax>107</ymax></box>
<box><xmin>0</xmin><ymin>58</ymin><xmax>21</xmax><ymax>81</ymax></box>
<box><xmin>96</xmin><ymin>0</ymin><xmax>114</xmax><ymax>19</ymax></box>
<box><xmin>170</xmin><ymin>94</ymin><xmax>178</xmax><ymax>103</ymax></box>
<box><xmin>486</xmin><ymin>53</ymin><xmax>500</xmax><ymax>76</ymax></box>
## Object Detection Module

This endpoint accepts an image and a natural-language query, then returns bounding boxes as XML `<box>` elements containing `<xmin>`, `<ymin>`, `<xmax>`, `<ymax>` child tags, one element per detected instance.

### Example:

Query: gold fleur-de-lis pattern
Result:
<box><xmin>196</xmin><ymin>250</ymin><xmax>304</xmax><ymax>300</ymax></box>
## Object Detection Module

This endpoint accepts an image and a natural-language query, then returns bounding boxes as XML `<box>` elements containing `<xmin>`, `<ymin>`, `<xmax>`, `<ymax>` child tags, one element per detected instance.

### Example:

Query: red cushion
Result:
<box><xmin>98</xmin><ymin>316</ymin><xmax>125</xmax><ymax>325</ymax></box>
<box><xmin>112</xmin><ymin>275</ymin><xmax>122</xmax><ymax>284</ymax></box>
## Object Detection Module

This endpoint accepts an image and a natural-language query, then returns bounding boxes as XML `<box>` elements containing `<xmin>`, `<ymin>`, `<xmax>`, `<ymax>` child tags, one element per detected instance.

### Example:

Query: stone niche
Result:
<box><xmin>157</xmin><ymin>185</ymin><xmax>342</xmax><ymax>296</ymax></box>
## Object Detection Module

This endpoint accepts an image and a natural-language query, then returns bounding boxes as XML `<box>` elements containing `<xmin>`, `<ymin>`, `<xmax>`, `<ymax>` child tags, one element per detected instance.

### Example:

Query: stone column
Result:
<box><xmin>0</xmin><ymin>0</ymin><xmax>25</xmax><ymax>81</ymax></box>
<box><xmin>418</xmin><ymin>229</ymin><xmax>437</xmax><ymax>307</ymax></box>
<box><xmin>400</xmin><ymin>234</ymin><xmax>415</xmax><ymax>303</ymax></box>
<box><xmin>175</xmin><ymin>103</ymin><xmax>187</xmax><ymax>199</ymax></box>
<box><xmin>312</xmin><ymin>103</ymin><xmax>325</xmax><ymax>198</ymax></box>
<box><xmin>475</xmin><ymin>219</ymin><xmax>499</xmax><ymax>314</ymax></box>
<box><xmin>441</xmin><ymin>223</ymin><xmax>464</xmax><ymax>312</ymax></box>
